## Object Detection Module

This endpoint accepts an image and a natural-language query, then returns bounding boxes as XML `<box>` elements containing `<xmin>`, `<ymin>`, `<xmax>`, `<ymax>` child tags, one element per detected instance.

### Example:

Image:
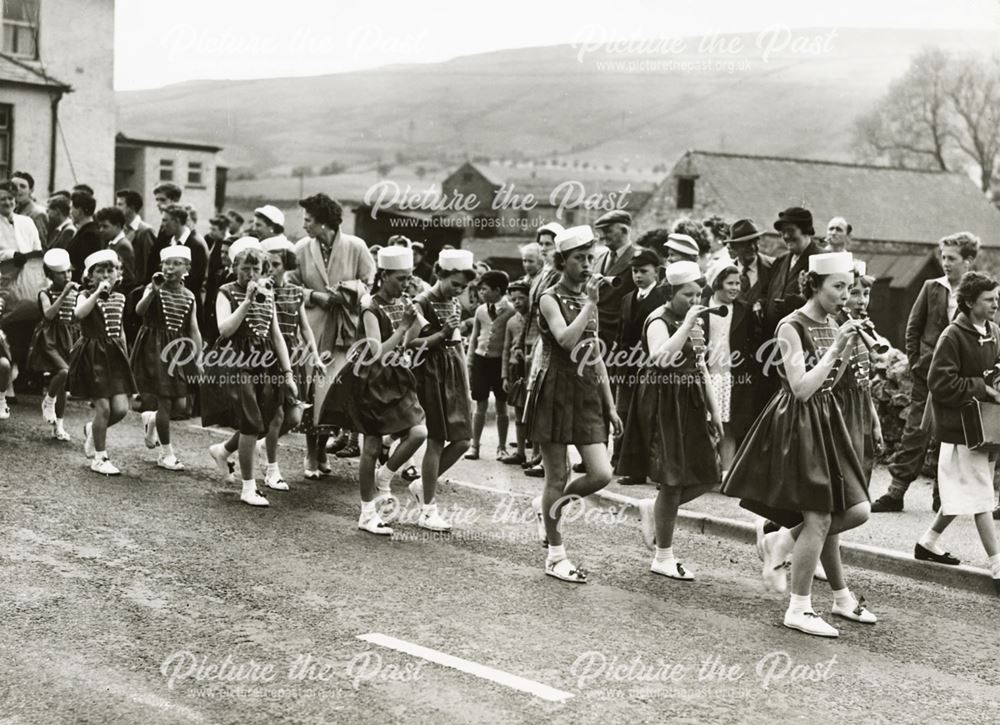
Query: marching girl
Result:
<box><xmin>322</xmin><ymin>246</ymin><xmax>427</xmax><ymax>534</ymax></box>
<box><xmin>27</xmin><ymin>248</ymin><xmax>80</xmax><ymax>439</ymax></box>
<box><xmin>618</xmin><ymin>261</ymin><xmax>723</xmax><ymax>580</ymax></box>
<box><xmin>915</xmin><ymin>271</ymin><xmax>1000</xmax><ymax>590</ymax></box>
<box><xmin>202</xmin><ymin>237</ymin><xmax>297</xmax><ymax>507</ymax></box>
<box><xmin>68</xmin><ymin>250</ymin><xmax>138</xmax><ymax>475</ymax></box>
<box><xmin>406</xmin><ymin>249</ymin><xmax>478</xmax><ymax>532</ymax></box>
<box><xmin>524</xmin><ymin>226</ymin><xmax>622</xmax><ymax>583</ymax></box>
<box><xmin>254</xmin><ymin>236</ymin><xmax>323</xmax><ymax>490</ymax></box>
<box><xmin>721</xmin><ymin>252</ymin><xmax>875</xmax><ymax>638</ymax></box>
<box><xmin>131</xmin><ymin>246</ymin><xmax>202</xmax><ymax>470</ymax></box>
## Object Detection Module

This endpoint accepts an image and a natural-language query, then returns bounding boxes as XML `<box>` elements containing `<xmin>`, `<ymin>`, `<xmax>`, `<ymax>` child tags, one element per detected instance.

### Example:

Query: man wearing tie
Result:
<box><xmin>46</xmin><ymin>196</ymin><xmax>76</xmax><ymax>251</ymax></box>
<box><xmin>592</xmin><ymin>210</ymin><xmax>638</xmax><ymax>356</ymax></box>
<box><xmin>116</xmin><ymin>189</ymin><xmax>157</xmax><ymax>287</ymax></box>
<box><xmin>724</xmin><ymin>219</ymin><xmax>774</xmax><ymax>308</ymax></box>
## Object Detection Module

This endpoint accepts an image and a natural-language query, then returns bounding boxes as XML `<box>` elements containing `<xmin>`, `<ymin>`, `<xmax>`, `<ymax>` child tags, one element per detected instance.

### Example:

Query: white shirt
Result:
<box><xmin>635</xmin><ymin>283</ymin><xmax>655</xmax><ymax>302</ymax></box>
<box><xmin>109</xmin><ymin>231</ymin><xmax>127</xmax><ymax>249</ymax></box>
<box><xmin>56</xmin><ymin>218</ymin><xmax>74</xmax><ymax>234</ymax></box>
<box><xmin>934</xmin><ymin>276</ymin><xmax>958</xmax><ymax>321</ymax></box>
<box><xmin>128</xmin><ymin>215</ymin><xmax>142</xmax><ymax>232</ymax></box>
<box><xmin>171</xmin><ymin>227</ymin><xmax>191</xmax><ymax>246</ymax></box>
<box><xmin>706</xmin><ymin>293</ymin><xmax>733</xmax><ymax>375</ymax></box>
<box><xmin>0</xmin><ymin>212</ymin><xmax>42</xmax><ymax>260</ymax></box>
<box><xmin>740</xmin><ymin>257</ymin><xmax>759</xmax><ymax>289</ymax></box>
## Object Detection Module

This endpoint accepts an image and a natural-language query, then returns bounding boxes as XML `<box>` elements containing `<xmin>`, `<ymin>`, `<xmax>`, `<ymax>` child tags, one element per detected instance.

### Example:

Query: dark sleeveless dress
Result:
<box><xmin>130</xmin><ymin>285</ymin><xmax>198</xmax><ymax>398</ymax></box>
<box><xmin>321</xmin><ymin>294</ymin><xmax>425</xmax><ymax>435</ymax></box>
<box><xmin>721</xmin><ymin>309</ymin><xmax>868</xmax><ymax>525</ymax></box>
<box><xmin>27</xmin><ymin>286</ymin><xmax>80</xmax><ymax>372</ymax></box>
<box><xmin>413</xmin><ymin>288</ymin><xmax>472</xmax><ymax>441</ymax></box>
<box><xmin>524</xmin><ymin>283</ymin><xmax>609</xmax><ymax>445</ymax></box>
<box><xmin>66</xmin><ymin>291</ymin><xmax>138</xmax><ymax>399</ymax></box>
<box><xmin>200</xmin><ymin>281</ymin><xmax>280</xmax><ymax>436</ymax></box>
<box><xmin>616</xmin><ymin>305</ymin><xmax>719</xmax><ymax>488</ymax></box>
<box><xmin>834</xmin><ymin>326</ymin><xmax>876</xmax><ymax>485</ymax></box>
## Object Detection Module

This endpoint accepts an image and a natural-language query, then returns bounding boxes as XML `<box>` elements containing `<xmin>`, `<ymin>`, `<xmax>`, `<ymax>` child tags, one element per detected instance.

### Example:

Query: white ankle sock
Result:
<box><xmin>547</xmin><ymin>544</ymin><xmax>566</xmax><ymax>562</ymax></box>
<box><xmin>831</xmin><ymin>587</ymin><xmax>854</xmax><ymax>608</ymax></box>
<box><xmin>95</xmin><ymin>450</ymin><xmax>107</xmax><ymax>461</ymax></box>
<box><xmin>788</xmin><ymin>593</ymin><xmax>812</xmax><ymax>614</ymax></box>
<box><xmin>242</xmin><ymin>479</ymin><xmax>256</xmax><ymax>490</ymax></box>
<box><xmin>654</xmin><ymin>546</ymin><xmax>674</xmax><ymax>562</ymax></box>
<box><xmin>266</xmin><ymin>462</ymin><xmax>279</xmax><ymax>476</ymax></box>
<box><xmin>165</xmin><ymin>443</ymin><xmax>175</xmax><ymax>458</ymax></box>
<box><xmin>988</xmin><ymin>554</ymin><xmax>1000</xmax><ymax>577</ymax></box>
<box><xmin>422</xmin><ymin>503</ymin><xmax>437</xmax><ymax>516</ymax></box>
<box><xmin>919</xmin><ymin>530</ymin><xmax>944</xmax><ymax>554</ymax></box>
<box><xmin>361</xmin><ymin>500</ymin><xmax>376</xmax><ymax>517</ymax></box>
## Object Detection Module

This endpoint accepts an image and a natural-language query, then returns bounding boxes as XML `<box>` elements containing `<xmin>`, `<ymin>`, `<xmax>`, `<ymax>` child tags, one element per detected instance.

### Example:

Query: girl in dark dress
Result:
<box><xmin>722</xmin><ymin>252</ymin><xmax>875</xmax><ymax>638</ymax></box>
<box><xmin>524</xmin><ymin>226</ymin><xmax>622</xmax><ymax>583</ymax></box>
<box><xmin>324</xmin><ymin>246</ymin><xmax>427</xmax><ymax>535</ymax></box>
<box><xmin>620</xmin><ymin>261</ymin><xmax>723</xmax><ymax>581</ymax></box>
<box><xmin>202</xmin><ymin>238</ymin><xmax>297</xmax><ymax>507</ymax></box>
<box><xmin>256</xmin><ymin>237</ymin><xmax>322</xmax><ymax>491</ymax></box>
<box><xmin>405</xmin><ymin>249</ymin><xmax>477</xmax><ymax>533</ymax></box>
<box><xmin>68</xmin><ymin>250</ymin><xmax>138</xmax><ymax>476</ymax></box>
<box><xmin>131</xmin><ymin>246</ymin><xmax>202</xmax><ymax>471</ymax></box>
<box><xmin>28</xmin><ymin>248</ymin><xmax>80</xmax><ymax>440</ymax></box>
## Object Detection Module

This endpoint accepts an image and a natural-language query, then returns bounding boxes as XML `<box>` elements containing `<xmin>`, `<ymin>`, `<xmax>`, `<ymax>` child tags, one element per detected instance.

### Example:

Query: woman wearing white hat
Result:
<box><xmin>405</xmin><ymin>248</ymin><xmax>479</xmax><ymax>532</ymax></box>
<box><xmin>67</xmin><ymin>249</ymin><xmax>138</xmax><ymax>476</ymax></box>
<box><xmin>524</xmin><ymin>225</ymin><xmax>623</xmax><ymax>583</ymax></box>
<box><xmin>620</xmin><ymin>261</ymin><xmax>724</xmax><ymax>581</ymax></box>
<box><xmin>322</xmin><ymin>245</ymin><xmax>428</xmax><ymax>535</ymax></box>
<box><xmin>26</xmin><ymin>248</ymin><xmax>80</xmax><ymax>439</ymax></box>
<box><xmin>722</xmin><ymin>251</ymin><xmax>876</xmax><ymax>638</ymax></box>
<box><xmin>201</xmin><ymin>237</ymin><xmax>298</xmax><ymax>507</ymax></box>
<box><xmin>130</xmin><ymin>245</ymin><xmax>203</xmax><ymax>471</ymax></box>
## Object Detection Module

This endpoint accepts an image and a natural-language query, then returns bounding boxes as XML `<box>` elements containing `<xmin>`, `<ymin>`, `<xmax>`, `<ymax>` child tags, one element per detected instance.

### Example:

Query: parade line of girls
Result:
<box><xmin>17</xmin><ymin>225</ymin><xmax>1000</xmax><ymax>637</ymax></box>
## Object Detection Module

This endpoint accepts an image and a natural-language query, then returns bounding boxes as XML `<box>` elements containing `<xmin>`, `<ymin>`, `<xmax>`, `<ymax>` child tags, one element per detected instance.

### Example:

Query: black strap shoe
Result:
<box><xmin>914</xmin><ymin>543</ymin><xmax>960</xmax><ymax>566</ymax></box>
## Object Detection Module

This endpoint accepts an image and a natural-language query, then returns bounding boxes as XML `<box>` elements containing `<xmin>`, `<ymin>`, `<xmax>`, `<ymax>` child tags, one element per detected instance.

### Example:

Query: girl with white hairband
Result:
<box><xmin>27</xmin><ymin>248</ymin><xmax>80</xmax><ymax>439</ymax></box>
<box><xmin>524</xmin><ymin>225</ymin><xmax>623</xmax><ymax>583</ymax></box>
<box><xmin>67</xmin><ymin>249</ymin><xmax>138</xmax><ymax>476</ymax></box>
<box><xmin>722</xmin><ymin>251</ymin><xmax>876</xmax><ymax>638</ymax></box>
<box><xmin>621</xmin><ymin>260</ymin><xmax>724</xmax><ymax>582</ymax></box>
<box><xmin>130</xmin><ymin>245</ymin><xmax>203</xmax><ymax>471</ymax></box>
<box><xmin>201</xmin><ymin>237</ymin><xmax>298</xmax><ymax>507</ymax></box>
<box><xmin>322</xmin><ymin>245</ymin><xmax>428</xmax><ymax>535</ymax></box>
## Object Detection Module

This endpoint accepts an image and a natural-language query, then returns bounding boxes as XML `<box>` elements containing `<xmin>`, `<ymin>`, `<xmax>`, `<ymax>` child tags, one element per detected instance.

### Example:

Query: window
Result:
<box><xmin>2</xmin><ymin>0</ymin><xmax>39</xmax><ymax>59</ymax></box>
<box><xmin>187</xmin><ymin>161</ymin><xmax>203</xmax><ymax>186</ymax></box>
<box><xmin>0</xmin><ymin>104</ymin><xmax>11</xmax><ymax>179</ymax></box>
<box><xmin>159</xmin><ymin>159</ymin><xmax>174</xmax><ymax>182</ymax></box>
<box><xmin>676</xmin><ymin>177</ymin><xmax>695</xmax><ymax>209</ymax></box>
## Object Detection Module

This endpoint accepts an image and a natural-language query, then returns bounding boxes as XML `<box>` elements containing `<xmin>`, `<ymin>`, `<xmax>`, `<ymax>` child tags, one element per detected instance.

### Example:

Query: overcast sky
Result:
<box><xmin>115</xmin><ymin>0</ymin><xmax>1000</xmax><ymax>90</ymax></box>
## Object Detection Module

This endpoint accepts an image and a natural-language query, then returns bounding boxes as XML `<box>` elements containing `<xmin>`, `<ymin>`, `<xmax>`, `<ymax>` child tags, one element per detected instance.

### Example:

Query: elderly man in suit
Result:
<box><xmin>614</xmin><ymin>247</ymin><xmax>668</xmax><ymax>484</ymax></box>
<box><xmin>724</xmin><ymin>219</ymin><xmax>774</xmax><ymax>308</ymax></box>
<box><xmin>593</xmin><ymin>210</ymin><xmax>638</xmax><ymax>354</ymax></box>
<box><xmin>285</xmin><ymin>193</ymin><xmax>376</xmax><ymax>476</ymax></box>
<box><xmin>872</xmin><ymin>232</ymin><xmax>980</xmax><ymax>513</ymax></box>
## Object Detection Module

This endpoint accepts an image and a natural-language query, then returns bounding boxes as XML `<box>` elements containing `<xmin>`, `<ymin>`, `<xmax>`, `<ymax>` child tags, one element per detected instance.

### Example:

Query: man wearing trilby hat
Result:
<box><xmin>724</xmin><ymin>219</ymin><xmax>774</xmax><ymax>309</ymax></box>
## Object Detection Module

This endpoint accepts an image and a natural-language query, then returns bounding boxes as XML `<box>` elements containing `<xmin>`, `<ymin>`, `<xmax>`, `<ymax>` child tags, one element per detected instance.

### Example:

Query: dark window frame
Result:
<box><xmin>0</xmin><ymin>103</ymin><xmax>13</xmax><ymax>179</ymax></box>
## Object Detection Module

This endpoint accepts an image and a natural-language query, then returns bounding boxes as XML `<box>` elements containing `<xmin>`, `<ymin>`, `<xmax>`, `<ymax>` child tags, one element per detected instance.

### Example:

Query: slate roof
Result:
<box><xmin>0</xmin><ymin>52</ymin><xmax>70</xmax><ymax>90</ymax></box>
<box><xmin>653</xmin><ymin>150</ymin><xmax>1000</xmax><ymax>248</ymax></box>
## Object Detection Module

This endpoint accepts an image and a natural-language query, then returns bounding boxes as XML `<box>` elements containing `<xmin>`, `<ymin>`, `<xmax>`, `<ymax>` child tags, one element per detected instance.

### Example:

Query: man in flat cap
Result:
<box><xmin>593</xmin><ymin>210</ymin><xmax>638</xmax><ymax>354</ymax></box>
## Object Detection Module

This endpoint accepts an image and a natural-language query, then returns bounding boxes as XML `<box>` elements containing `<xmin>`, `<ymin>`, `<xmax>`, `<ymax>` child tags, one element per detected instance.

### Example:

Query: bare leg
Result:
<box><xmin>563</xmin><ymin>443</ymin><xmax>613</xmax><ymax>499</ymax></box>
<box><xmin>789</xmin><ymin>511</ymin><xmax>830</xmax><ymax>597</ymax></box>
<box><xmin>540</xmin><ymin>442</ymin><xmax>570</xmax><ymax>547</ymax></box>
<box><xmin>975</xmin><ymin>511</ymin><xmax>1000</xmax><ymax>557</ymax></box>
<box><xmin>237</xmin><ymin>433</ymin><xmax>256</xmax><ymax>481</ymax></box>
<box><xmin>91</xmin><ymin>398</ymin><xmax>111</xmax><ymax>451</ymax></box>
<box><xmin>388</xmin><ymin>426</ymin><xmax>426</xmax><ymax>470</ymax></box>
<box><xmin>819</xmin><ymin>534</ymin><xmax>846</xmax><ymax>592</ymax></box>
<box><xmin>471</xmin><ymin>400</ymin><xmax>487</xmax><ymax>451</ymax></box>
<box><xmin>360</xmin><ymin>434</ymin><xmax>381</xmax><ymax>503</ymax></box>
<box><xmin>496</xmin><ymin>403</ymin><xmax>509</xmax><ymax>450</ymax></box>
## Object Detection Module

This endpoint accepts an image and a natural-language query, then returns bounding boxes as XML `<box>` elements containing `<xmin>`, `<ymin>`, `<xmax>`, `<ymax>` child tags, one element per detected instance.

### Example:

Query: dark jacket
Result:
<box><xmin>738</xmin><ymin>253</ymin><xmax>775</xmax><ymax>308</ymax></box>
<box><xmin>906</xmin><ymin>278</ymin><xmax>953</xmax><ymax>381</ymax></box>
<box><xmin>595</xmin><ymin>242</ymin><xmax>638</xmax><ymax>350</ymax></box>
<box><xmin>67</xmin><ymin>221</ymin><xmax>103</xmax><ymax>283</ymax></box>
<box><xmin>126</xmin><ymin>220</ymin><xmax>158</xmax><ymax>287</ymax></box>
<box><xmin>761</xmin><ymin>240</ymin><xmax>822</xmax><ymax>338</ymax></box>
<box><xmin>928</xmin><ymin>312</ymin><xmax>1000</xmax><ymax>445</ymax></box>
<box><xmin>617</xmin><ymin>284</ymin><xmax>669</xmax><ymax>361</ymax></box>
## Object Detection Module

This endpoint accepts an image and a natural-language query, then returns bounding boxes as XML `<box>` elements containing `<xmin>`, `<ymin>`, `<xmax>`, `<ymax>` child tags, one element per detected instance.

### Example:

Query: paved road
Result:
<box><xmin>2</xmin><ymin>399</ymin><xmax>999</xmax><ymax>724</ymax></box>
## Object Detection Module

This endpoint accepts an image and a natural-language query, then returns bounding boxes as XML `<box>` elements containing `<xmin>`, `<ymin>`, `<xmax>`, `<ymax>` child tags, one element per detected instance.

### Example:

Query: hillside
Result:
<box><xmin>117</xmin><ymin>28</ymin><xmax>1000</xmax><ymax>174</ymax></box>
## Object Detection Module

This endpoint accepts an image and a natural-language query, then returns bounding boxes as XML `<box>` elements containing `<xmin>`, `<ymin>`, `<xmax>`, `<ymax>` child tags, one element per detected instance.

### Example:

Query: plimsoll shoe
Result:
<box><xmin>374</xmin><ymin>490</ymin><xmax>399</xmax><ymax>524</ymax></box>
<box><xmin>41</xmin><ymin>395</ymin><xmax>57</xmax><ymax>424</ymax></box>
<box><xmin>209</xmin><ymin>443</ymin><xmax>236</xmax><ymax>484</ymax></box>
<box><xmin>650</xmin><ymin>558</ymin><xmax>694</xmax><ymax>581</ymax></box>
<box><xmin>760</xmin><ymin>532</ymin><xmax>789</xmax><ymax>594</ymax></box>
<box><xmin>831</xmin><ymin>596</ymin><xmax>877</xmax><ymax>624</ymax></box>
<box><xmin>240</xmin><ymin>483</ymin><xmax>269</xmax><ymax>507</ymax></box>
<box><xmin>418</xmin><ymin>506</ymin><xmax>452</xmax><ymax>533</ymax></box>
<box><xmin>408</xmin><ymin>478</ymin><xmax>424</xmax><ymax>505</ymax></box>
<box><xmin>263</xmin><ymin>474</ymin><xmax>289</xmax><ymax>491</ymax></box>
<box><xmin>157</xmin><ymin>453</ymin><xmax>186</xmax><ymax>471</ymax></box>
<box><xmin>90</xmin><ymin>457</ymin><xmax>121</xmax><ymax>476</ymax></box>
<box><xmin>359</xmin><ymin>512</ymin><xmax>393</xmax><ymax>536</ymax></box>
<box><xmin>142</xmin><ymin>410</ymin><xmax>160</xmax><ymax>449</ymax></box>
<box><xmin>783</xmin><ymin>610</ymin><xmax>839</xmax><ymax>638</ymax></box>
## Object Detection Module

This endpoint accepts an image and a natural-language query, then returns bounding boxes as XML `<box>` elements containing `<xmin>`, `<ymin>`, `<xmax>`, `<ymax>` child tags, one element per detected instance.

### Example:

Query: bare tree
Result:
<box><xmin>947</xmin><ymin>55</ymin><xmax>1000</xmax><ymax>192</ymax></box>
<box><xmin>853</xmin><ymin>48</ymin><xmax>953</xmax><ymax>171</ymax></box>
<box><xmin>853</xmin><ymin>47</ymin><xmax>1000</xmax><ymax>194</ymax></box>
